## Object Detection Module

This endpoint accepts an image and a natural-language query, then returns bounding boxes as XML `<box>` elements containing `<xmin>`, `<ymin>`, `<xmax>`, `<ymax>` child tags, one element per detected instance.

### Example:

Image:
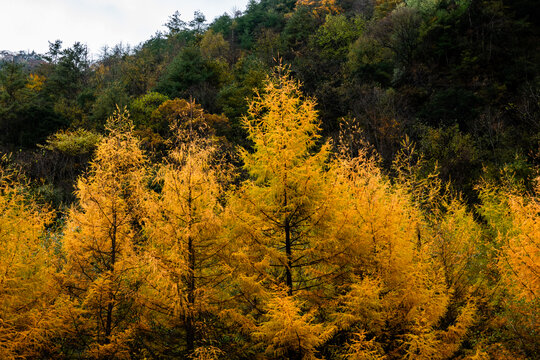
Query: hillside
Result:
<box><xmin>0</xmin><ymin>1</ymin><xmax>538</xmax><ymax>359</ymax></box>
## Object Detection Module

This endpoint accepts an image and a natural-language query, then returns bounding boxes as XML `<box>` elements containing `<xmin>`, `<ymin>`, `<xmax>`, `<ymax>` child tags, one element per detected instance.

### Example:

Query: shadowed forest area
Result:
<box><xmin>0</xmin><ymin>0</ymin><xmax>538</xmax><ymax>359</ymax></box>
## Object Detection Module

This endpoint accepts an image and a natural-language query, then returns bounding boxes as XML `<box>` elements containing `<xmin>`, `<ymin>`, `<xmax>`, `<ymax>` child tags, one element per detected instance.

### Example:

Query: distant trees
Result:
<box><xmin>0</xmin><ymin>62</ymin><xmax>59</xmax><ymax>146</ymax></box>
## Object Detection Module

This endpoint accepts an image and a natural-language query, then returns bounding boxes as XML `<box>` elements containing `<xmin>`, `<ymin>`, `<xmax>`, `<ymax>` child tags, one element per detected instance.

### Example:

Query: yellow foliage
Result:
<box><xmin>0</xmin><ymin>165</ymin><xmax>60</xmax><ymax>358</ymax></box>
<box><xmin>334</xmin><ymin>277</ymin><xmax>384</xmax><ymax>332</ymax></box>
<box><xmin>296</xmin><ymin>0</ymin><xmax>342</xmax><ymax>17</ymax></box>
<box><xmin>143</xmin><ymin>139</ymin><xmax>228</xmax><ymax>353</ymax></box>
<box><xmin>26</xmin><ymin>73</ymin><xmax>45</xmax><ymax>91</ymax></box>
<box><xmin>345</xmin><ymin>331</ymin><xmax>386</xmax><ymax>360</ymax></box>
<box><xmin>256</xmin><ymin>295</ymin><xmax>324</xmax><ymax>359</ymax></box>
<box><xmin>478</xmin><ymin>176</ymin><xmax>539</xmax><ymax>355</ymax></box>
<box><xmin>200</xmin><ymin>30</ymin><xmax>230</xmax><ymax>60</ymax></box>
<box><xmin>229</xmin><ymin>65</ymin><xmax>335</xmax><ymax>299</ymax></box>
<box><xmin>42</xmin><ymin>128</ymin><xmax>103</xmax><ymax>156</ymax></box>
<box><xmin>329</xmin><ymin>149</ymin><xmax>471</xmax><ymax>359</ymax></box>
<box><xmin>191</xmin><ymin>346</ymin><xmax>225</xmax><ymax>360</ymax></box>
<box><xmin>500</xmin><ymin>186</ymin><xmax>540</xmax><ymax>302</ymax></box>
<box><xmin>61</xmin><ymin>108</ymin><xmax>148</xmax><ymax>355</ymax></box>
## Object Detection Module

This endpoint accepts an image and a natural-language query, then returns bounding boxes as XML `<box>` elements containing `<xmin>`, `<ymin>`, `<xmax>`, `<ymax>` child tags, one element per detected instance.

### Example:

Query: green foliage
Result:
<box><xmin>0</xmin><ymin>63</ymin><xmax>61</xmax><ymax>147</ymax></box>
<box><xmin>209</xmin><ymin>13</ymin><xmax>234</xmax><ymax>38</ymax></box>
<box><xmin>313</xmin><ymin>14</ymin><xmax>365</xmax><ymax>60</ymax></box>
<box><xmin>164</xmin><ymin>10</ymin><xmax>187</xmax><ymax>35</ymax></box>
<box><xmin>44</xmin><ymin>42</ymin><xmax>90</xmax><ymax>100</ymax></box>
<box><xmin>217</xmin><ymin>56</ymin><xmax>267</xmax><ymax>122</ymax></box>
<box><xmin>347</xmin><ymin>36</ymin><xmax>394</xmax><ymax>85</ymax></box>
<box><xmin>156</xmin><ymin>46</ymin><xmax>219</xmax><ymax>109</ymax></box>
<box><xmin>281</xmin><ymin>6</ymin><xmax>319</xmax><ymax>52</ymax></box>
<box><xmin>129</xmin><ymin>91</ymin><xmax>170</xmax><ymax>129</ymax></box>
<box><xmin>42</xmin><ymin>128</ymin><xmax>102</xmax><ymax>156</ymax></box>
<box><xmin>235</xmin><ymin>0</ymin><xmax>292</xmax><ymax>49</ymax></box>
<box><xmin>90</xmin><ymin>82</ymin><xmax>129</xmax><ymax>127</ymax></box>
<box><xmin>419</xmin><ymin>124</ymin><xmax>480</xmax><ymax>195</ymax></box>
<box><xmin>419</xmin><ymin>88</ymin><xmax>479</xmax><ymax>127</ymax></box>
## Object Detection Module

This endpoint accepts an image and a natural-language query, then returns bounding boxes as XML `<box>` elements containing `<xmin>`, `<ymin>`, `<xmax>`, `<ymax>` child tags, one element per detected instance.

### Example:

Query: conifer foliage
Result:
<box><xmin>0</xmin><ymin>66</ymin><xmax>538</xmax><ymax>359</ymax></box>
<box><xmin>144</xmin><ymin>134</ymin><xmax>228</xmax><ymax>357</ymax></box>
<box><xmin>0</xmin><ymin>164</ymin><xmax>58</xmax><ymax>358</ymax></box>
<box><xmin>60</xmin><ymin>109</ymin><xmax>148</xmax><ymax>358</ymax></box>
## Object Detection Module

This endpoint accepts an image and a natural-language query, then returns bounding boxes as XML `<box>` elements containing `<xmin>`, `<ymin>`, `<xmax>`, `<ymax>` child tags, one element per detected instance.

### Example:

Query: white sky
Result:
<box><xmin>0</xmin><ymin>0</ymin><xmax>249</xmax><ymax>57</ymax></box>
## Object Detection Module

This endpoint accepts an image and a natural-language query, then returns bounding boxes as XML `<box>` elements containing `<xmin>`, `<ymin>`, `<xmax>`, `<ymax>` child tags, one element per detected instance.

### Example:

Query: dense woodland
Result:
<box><xmin>0</xmin><ymin>0</ymin><xmax>538</xmax><ymax>359</ymax></box>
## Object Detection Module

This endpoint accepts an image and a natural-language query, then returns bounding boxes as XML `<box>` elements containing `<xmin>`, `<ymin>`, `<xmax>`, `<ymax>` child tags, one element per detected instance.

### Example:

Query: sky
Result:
<box><xmin>0</xmin><ymin>0</ymin><xmax>249</xmax><ymax>57</ymax></box>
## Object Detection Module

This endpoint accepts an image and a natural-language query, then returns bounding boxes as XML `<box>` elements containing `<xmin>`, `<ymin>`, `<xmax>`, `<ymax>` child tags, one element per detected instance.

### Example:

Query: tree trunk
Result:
<box><xmin>186</xmin><ymin>233</ymin><xmax>195</xmax><ymax>354</ymax></box>
<box><xmin>285</xmin><ymin>220</ymin><xmax>293</xmax><ymax>296</ymax></box>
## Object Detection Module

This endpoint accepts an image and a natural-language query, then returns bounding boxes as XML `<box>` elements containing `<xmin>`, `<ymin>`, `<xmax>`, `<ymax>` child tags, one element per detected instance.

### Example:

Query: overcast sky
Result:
<box><xmin>1</xmin><ymin>0</ymin><xmax>249</xmax><ymax>57</ymax></box>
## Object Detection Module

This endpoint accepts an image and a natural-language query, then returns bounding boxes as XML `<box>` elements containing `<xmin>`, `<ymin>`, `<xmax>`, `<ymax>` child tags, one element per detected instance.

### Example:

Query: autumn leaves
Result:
<box><xmin>0</xmin><ymin>69</ymin><xmax>538</xmax><ymax>359</ymax></box>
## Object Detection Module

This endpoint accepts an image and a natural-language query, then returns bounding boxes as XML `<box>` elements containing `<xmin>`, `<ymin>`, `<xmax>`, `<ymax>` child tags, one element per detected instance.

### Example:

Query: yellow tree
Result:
<box><xmin>225</xmin><ymin>67</ymin><xmax>337</xmax><ymax>359</ymax></box>
<box><xmin>143</xmin><ymin>134</ymin><xmax>229</xmax><ymax>356</ymax></box>
<box><xmin>0</xmin><ymin>162</ymin><xmax>60</xmax><ymax>358</ymax></box>
<box><xmin>61</xmin><ymin>108</ymin><xmax>148</xmax><ymax>358</ymax></box>
<box><xmin>391</xmin><ymin>139</ymin><xmax>483</xmax><ymax>358</ymax></box>
<box><xmin>254</xmin><ymin>295</ymin><xmax>324</xmax><ymax>360</ymax></box>
<box><xmin>478</xmin><ymin>176</ymin><xmax>540</xmax><ymax>358</ymax></box>
<box><xmin>325</xmin><ymin>140</ymin><xmax>479</xmax><ymax>360</ymax></box>
<box><xmin>228</xmin><ymin>66</ymin><xmax>336</xmax><ymax>294</ymax></box>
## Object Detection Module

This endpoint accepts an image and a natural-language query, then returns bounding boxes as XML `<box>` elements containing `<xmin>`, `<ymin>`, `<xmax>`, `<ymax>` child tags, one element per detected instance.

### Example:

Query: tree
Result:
<box><xmin>151</xmin><ymin>98</ymin><xmax>230</xmax><ymax>143</ymax></box>
<box><xmin>478</xmin><ymin>176</ymin><xmax>540</xmax><ymax>358</ymax></box>
<box><xmin>0</xmin><ymin>62</ymin><xmax>60</xmax><ymax>147</ymax></box>
<box><xmin>164</xmin><ymin>11</ymin><xmax>187</xmax><ymax>35</ymax></box>
<box><xmin>230</xmin><ymin>66</ymin><xmax>333</xmax><ymax>296</ymax></box>
<box><xmin>90</xmin><ymin>82</ymin><xmax>130</xmax><ymax>127</ymax></box>
<box><xmin>129</xmin><ymin>91</ymin><xmax>169</xmax><ymax>131</ymax></box>
<box><xmin>189</xmin><ymin>11</ymin><xmax>207</xmax><ymax>34</ymax></box>
<box><xmin>255</xmin><ymin>295</ymin><xmax>324</xmax><ymax>360</ymax></box>
<box><xmin>60</xmin><ymin>109</ymin><xmax>148</xmax><ymax>358</ymax></box>
<box><xmin>318</xmin><ymin>136</ymin><xmax>480</xmax><ymax>360</ymax></box>
<box><xmin>200</xmin><ymin>30</ymin><xmax>230</xmax><ymax>60</ymax></box>
<box><xmin>0</xmin><ymin>162</ymin><xmax>60</xmax><ymax>358</ymax></box>
<box><xmin>45</xmin><ymin>42</ymin><xmax>90</xmax><ymax>100</ymax></box>
<box><xmin>156</xmin><ymin>47</ymin><xmax>219</xmax><ymax>110</ymax></box>
<box><xmin>144</xmin><ymin>136</ymin><xmax>229</xmax><ymax>356</ymax></box>
<box><xmin>225</xmin><ymin>67</ymin><xmax>340</xmax><ymax>359</ymax></box>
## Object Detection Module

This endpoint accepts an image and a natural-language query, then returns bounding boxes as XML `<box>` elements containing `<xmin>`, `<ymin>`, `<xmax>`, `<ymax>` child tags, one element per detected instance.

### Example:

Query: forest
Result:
<box><xmin>0</xmin><ymin>0</ymin><xmax>538</xmax><ymax>359</ymax></box>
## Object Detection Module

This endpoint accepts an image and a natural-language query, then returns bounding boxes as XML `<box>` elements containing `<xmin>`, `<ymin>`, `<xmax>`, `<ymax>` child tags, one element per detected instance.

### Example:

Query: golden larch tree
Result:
<box><xmin>60</xmin><ymin>109</ymin><xmax>148</xmax><ymax>359</ymax></box>
<box><xmin>326</xmin><ymin>144</ymin><xmax>477</xmax><ymax>360</ymax></box>
<box><xmin>478</xmin><ymin>176</ymin><xmax>540</xmax><ymax>358</ymax></box>
<box><xmin>143</xmin><ymin>136</ymin><xmax>228</xmax><ymax>357</ymax></box>
<box><xmin>225</xmin><ymin>67</ymin><xmax>337</xmax><ymax>359</ymax></box>
<box><xmin>0</xmin><ymin>163</ymin><xmax>60</xmax><ymax>358</ymax></box>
